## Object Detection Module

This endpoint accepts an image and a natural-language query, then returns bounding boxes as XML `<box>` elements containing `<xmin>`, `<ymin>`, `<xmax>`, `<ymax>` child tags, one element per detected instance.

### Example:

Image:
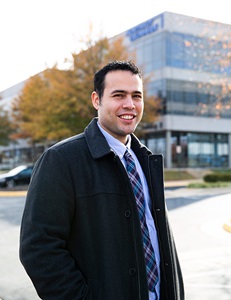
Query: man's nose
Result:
<box><xmin>123</xmin><ymin>96</ymin><xmax>135</xmax><ymax>109</ymax></box>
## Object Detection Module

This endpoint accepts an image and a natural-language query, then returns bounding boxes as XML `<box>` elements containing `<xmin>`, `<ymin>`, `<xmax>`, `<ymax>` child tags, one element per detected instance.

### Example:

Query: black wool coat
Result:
<box><xmin>20</xmin><ymin>118</ymin><xmax>184</xmax><ymax>300</ymax></box>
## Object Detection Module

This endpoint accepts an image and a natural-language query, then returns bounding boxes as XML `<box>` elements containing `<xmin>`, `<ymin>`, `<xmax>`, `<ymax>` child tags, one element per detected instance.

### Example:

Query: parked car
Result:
<box><xmin>0</xmin><ymin>165</ymin><xmax>34</xmax><ymax>188</ymax></box>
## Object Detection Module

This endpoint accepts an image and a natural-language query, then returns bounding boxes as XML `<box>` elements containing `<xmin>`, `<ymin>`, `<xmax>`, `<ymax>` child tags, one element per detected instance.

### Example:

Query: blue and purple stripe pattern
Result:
<box><xmin>124</xmin><ymin>149</ymin><xmax>158</xmax><ymax>292</ymax></box>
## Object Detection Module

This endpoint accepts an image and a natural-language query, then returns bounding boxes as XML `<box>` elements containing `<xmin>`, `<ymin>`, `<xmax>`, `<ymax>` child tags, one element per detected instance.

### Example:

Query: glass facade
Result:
<box><xmin>131</xmin><ymin>31</ymin><xmax>231</xmax><ymax>119</ymax></box>
<box><xmin>127</xmin><ymin>15</ymin><xmax>231</xmax><ymax>168</ymax></box>
<box><xmin>147</xmin><ymin>78</ymin><xmax>231</xmax><ymax>118</ymax></box>
<box><xmin>146</xmin><ymin>134</ymin><xmax>166</xmax><ymax>158</ymax></box>
<box><xmin>131</xmin><ymin>30</ymin><xmax>231</xmax><ymax>74</ymax></box>
<box><xmin>0</xmin><ymin>145</ymin><xmax>45</xmax><ymax>169</ymax></box>
<box><xmin>171</xmin><ymin>132</ymin><xmax>228</xmax><ymax>168</ymax></box>
<box><xmin>166</xmin><ymin>79</ymin><xmax>231</xmax><ymax>118</ymax></box>
<box><xmin>147</xmin><ymin>132</ymin><xmax>228</xmax><ymax>168</ymax></box>
<box><xmin>166</xmin><ymin>31</ymin><xmax>231</xmax><ymax>75</ymax></box>
<box><xmin>165</xmin><ymin>31</ymin><xmax>231</xmax><ymax>119</ymax></box>
<box><xmin>130</xmin><ymin>32</ymin><xmax>165</xmax><ymax>73</ymax></box>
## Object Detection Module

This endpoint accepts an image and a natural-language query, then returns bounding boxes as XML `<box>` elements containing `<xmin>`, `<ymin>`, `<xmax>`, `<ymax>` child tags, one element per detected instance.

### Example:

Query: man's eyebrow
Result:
<box><xmin>111</xmin><ymin>89</ymin><xmax>142</xmax><ymax>95</ymax></box>
<box><xmin>111</xmin><ymin>89</ymin><xmax>126</xmax><ymax>94</ymax></box>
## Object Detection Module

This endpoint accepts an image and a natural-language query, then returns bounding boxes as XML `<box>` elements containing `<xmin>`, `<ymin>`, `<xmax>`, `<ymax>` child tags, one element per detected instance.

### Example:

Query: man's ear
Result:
<box><xmin>91</xmin><ymin>91</ymin><xmax>100</xmax><ymax>110</ymax></box>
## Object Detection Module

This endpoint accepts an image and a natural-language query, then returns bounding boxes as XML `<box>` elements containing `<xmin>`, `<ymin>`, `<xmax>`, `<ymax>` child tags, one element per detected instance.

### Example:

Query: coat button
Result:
<box><xmin>124</xmin><ymin>210</ymin><xmax>131</xmax><ymax>218</ymax></box>
<box><xmin>129</xmin><ymin>268</ymin><xmax>136</xmax><ymax>276</ymax></box>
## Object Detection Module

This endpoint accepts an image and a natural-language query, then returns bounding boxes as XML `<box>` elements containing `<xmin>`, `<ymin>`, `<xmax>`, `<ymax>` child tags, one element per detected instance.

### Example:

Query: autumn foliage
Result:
<box><xmin>0</xmin><ymin>107</ymin><xmax>14</xmax><ymax>145</ymax></box>
<box><xmin>12</xmin><ymin>33</ymin><xmax>161</xmax><ymax>144</ymax></box>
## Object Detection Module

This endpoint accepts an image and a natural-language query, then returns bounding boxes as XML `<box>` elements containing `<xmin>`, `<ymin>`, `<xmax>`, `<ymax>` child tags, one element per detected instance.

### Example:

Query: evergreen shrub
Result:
<box><xmin>204</xmin><ymin>173</ymin><xmax>231</xmax><ymax>183</ymax></box>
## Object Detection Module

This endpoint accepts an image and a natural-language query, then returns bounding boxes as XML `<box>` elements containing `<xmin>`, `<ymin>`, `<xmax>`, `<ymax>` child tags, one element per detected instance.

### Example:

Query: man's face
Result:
<box><xmin>92</xmin><ymin>70</ymin><xmax>144</xmax><ymax>144</ymax></box>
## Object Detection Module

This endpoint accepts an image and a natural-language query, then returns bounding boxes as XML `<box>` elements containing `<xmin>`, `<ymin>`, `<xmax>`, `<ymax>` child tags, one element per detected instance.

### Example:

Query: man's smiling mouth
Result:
<box><xmin>119</xmin><ymin>114</ymin><xmax>135</xmax><ymax>120</ymax></box>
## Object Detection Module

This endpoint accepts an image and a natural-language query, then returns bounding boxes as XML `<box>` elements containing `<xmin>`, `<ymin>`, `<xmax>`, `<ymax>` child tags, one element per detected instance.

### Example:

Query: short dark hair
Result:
<box><xmin>94</xmin><ymin>60</ymin><xmax>142</xmax><ymax>100</ymax></box>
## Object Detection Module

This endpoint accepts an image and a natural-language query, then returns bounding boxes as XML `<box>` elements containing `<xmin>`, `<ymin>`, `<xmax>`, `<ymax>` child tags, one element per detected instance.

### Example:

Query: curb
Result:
<box><xmin>223</xmin><ymin>218</ymin><xmax>231</xmax><ymax>233</ymax></box>
<box><xmin>164</xmin><ymin>179</ymin><xmax>202</xmax><ymax>188</ymax></box>
<box><xmin>0</xmin><ymin>190</ymin><xmax>27</xmax><ymax>197</ymax></box>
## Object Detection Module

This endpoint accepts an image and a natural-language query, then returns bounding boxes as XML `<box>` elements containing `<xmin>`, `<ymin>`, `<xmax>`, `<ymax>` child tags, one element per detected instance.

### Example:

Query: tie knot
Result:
<box><xmin>124</xmin><ymin>149</ymin><xmax>131</xmax><ymax>159</ymax></box>
<box><xmin>124</xmin><ymin>149</ymin><xmax>134</xmax><ymax>166</ymax></box>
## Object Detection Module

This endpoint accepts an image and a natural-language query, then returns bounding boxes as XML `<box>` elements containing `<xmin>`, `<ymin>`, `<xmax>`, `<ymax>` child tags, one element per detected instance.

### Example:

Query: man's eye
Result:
<box><xmin>133</xmin><ymin>94</ymin><xmax>142</xmax><ymax>99</ymax></box>
<box><xmin>113</xmin><ymin>93</ymin><xmax>124</xmax><ymax>98</ymax></box>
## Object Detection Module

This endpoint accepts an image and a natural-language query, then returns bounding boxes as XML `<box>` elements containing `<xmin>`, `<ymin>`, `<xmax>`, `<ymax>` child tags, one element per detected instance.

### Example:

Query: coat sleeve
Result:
<box><xmin>19</xmin><ymin>148</ymin><xmax>87</xmax><ymax>299</ymax></box>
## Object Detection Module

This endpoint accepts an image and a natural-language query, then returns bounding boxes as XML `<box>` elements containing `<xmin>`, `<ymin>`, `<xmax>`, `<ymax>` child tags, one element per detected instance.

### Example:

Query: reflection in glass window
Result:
<box><xmin>165</xmin><ymin>79</ymin><xmax>231</xmax><ymax>118</ymax></box>
<box><xmin>166</xmin><ymin>31</ymin><xmax>231</xmax><ymax>75</ymax></box>
<box><xmin>169</xmin><ymin>132</ymin><xmax>228</xmax><ymax>168</ymax></box>
<box><xmin>147</xmin><ymin>135</ymin><xmax>166</xmax><ymax>158</ymax></box>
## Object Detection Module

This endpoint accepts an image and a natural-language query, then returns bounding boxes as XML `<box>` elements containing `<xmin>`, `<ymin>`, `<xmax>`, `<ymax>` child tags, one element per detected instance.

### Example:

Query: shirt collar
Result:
<box><xmin>97</xmin><ymin>122</ymin><xmax>131</xmax><ymax>159</ymax></box>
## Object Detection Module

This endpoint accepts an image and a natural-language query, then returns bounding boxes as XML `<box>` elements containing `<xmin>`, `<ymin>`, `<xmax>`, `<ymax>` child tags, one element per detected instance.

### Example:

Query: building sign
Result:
<box><xmin>126</xmin><ymin>14</ymin><xmax>164</xmax><ymax>42</ymax></box>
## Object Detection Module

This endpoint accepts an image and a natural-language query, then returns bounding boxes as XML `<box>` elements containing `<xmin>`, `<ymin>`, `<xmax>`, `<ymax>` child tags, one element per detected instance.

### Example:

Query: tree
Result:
<box><xmin>12</xmin><ymin>30</ymin><xmax>136</xmax><ymax>144</ymax></box>
<box><xmin>0</xmin><ymin>106</ymin><xmax>14</xmax><ymax>145</ymax></box>
<box><xmin>12</xmin><ymin>27</ymin><xmax>162</xmax><ymax>145</ymax></box>
<box><xmin>136</xmin><ymin>95</ymin><xmax>162</xmax><ymax>138</ymax></box>
<box><xmin>11</xmin><ymin>70</ymin><xmax>76</xmax><ymax>142</ymax></box>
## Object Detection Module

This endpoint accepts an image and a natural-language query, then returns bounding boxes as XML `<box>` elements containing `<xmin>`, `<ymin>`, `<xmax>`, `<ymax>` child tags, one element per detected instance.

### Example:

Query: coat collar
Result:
<box><xmin>84</xmin><ymin>118</ymin><xmax>112</xmax><ymax>159</ymax></box>
<box><xmin>84</xmin><ymin>118</ymin><xmax>152</xmax><ymax>160</ymax></box>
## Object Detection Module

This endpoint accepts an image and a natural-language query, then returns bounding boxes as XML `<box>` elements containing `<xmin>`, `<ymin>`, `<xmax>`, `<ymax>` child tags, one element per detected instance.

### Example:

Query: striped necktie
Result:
<box><xmin>124</xmin><ymin>149</ymin><xmax>158</xmax><ymax>292</ymax></box>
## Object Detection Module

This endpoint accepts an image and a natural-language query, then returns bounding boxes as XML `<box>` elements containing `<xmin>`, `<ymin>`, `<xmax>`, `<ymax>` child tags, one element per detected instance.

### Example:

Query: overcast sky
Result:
<box><xmin>0</xmin><ymin>0</ymin><xmax>230</xmax><ymax>91</ymax></box>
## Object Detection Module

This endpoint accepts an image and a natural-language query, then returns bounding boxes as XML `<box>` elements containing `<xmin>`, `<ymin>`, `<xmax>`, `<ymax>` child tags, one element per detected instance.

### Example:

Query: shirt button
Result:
<box><xmin>124</xmin><ymin>210</ymin><xmax>131</xmax><ymax>218</ymax></box>
<box><xmin>129</xmin><ymin>268</ymin><xmax>136</xmax><ymax>276</ymax></box>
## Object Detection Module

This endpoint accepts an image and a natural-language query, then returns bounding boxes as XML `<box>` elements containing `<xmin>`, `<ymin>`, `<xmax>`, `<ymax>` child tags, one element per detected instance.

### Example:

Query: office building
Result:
<box><xmin>120</xmin><ymin>12</ymin><xmax>231</xmax><ymax>168</ymax></box>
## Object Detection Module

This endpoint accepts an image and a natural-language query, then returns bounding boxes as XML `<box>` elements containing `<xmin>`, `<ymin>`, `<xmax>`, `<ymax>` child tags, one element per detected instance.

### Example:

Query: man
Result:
<box><xmin>20</xmin><ymin>60</ymin><xmax>184</xmax><ymax>299</ymax></box>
